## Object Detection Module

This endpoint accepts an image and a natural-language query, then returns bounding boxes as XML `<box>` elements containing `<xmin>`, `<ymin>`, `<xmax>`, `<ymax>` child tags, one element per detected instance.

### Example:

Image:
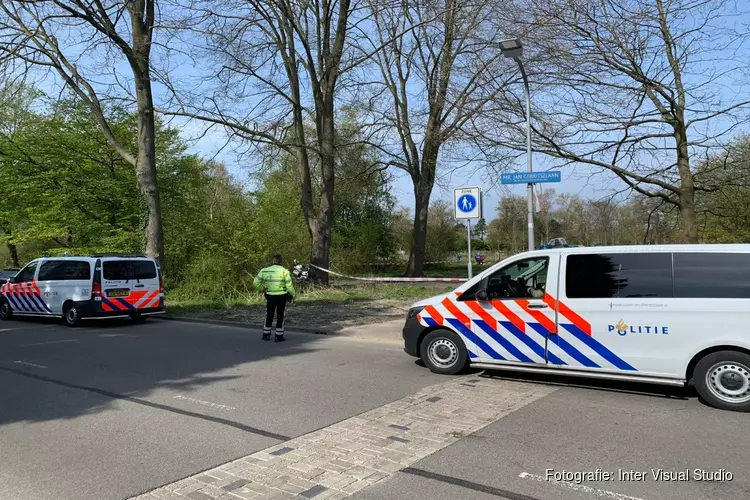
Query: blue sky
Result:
<box><xmin>20</xmin><ymin>1</ymin><xmax>750</xmax><ymax>223</ymax></box>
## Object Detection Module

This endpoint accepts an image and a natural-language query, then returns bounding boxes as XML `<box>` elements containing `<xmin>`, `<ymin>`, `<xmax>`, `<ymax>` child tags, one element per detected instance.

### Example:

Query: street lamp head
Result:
<box><xmin>498</xmin><ymin>38</ymin><xmax>523</xmax><ymax>59</ymax></box>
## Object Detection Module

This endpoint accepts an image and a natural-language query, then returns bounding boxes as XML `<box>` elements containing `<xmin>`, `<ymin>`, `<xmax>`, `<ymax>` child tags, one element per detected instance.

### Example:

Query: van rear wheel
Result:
<box><xmin>130</xmin><ymin>313</ymin><xmax>147</xmax><ymax>323</ymax></box>
<box><xmin>694</xmin><ymin>351</ymin><xmax>750</xmax><ymax>412</ymax></box>
<box><xmin>63</xmin><ymin>303</ymin><xmax>81</xmax><ymax>327</ymax></box>
<box><xmin>420</xmin><ymin>329</ymin><xmax>469</xmax><ymax>375</ymax></box>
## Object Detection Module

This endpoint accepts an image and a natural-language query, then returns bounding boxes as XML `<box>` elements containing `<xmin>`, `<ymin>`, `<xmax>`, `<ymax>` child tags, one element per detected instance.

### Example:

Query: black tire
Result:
<box><xmin>63</xmin><ymin>302</ymin><xmax>81</xmax><ymax>327</ymax></box>
<box><xmin>694</xmin><ymin>350</ymin><xmax>750</xmax><ymax>412</ymax></box>
<box><xmin>0</xmin><ymin>299</ymin><xmax>12</xmax><ymax>321</ymax></box>
<box><xmin>130</xmin><ymin>314</ymin><xmax>147</xmax><ymax>323</ymax></box>
<box><xmin>420</xmin><ymin>329</ymin><xmax>469</xmax><ymax>375</ymax></box>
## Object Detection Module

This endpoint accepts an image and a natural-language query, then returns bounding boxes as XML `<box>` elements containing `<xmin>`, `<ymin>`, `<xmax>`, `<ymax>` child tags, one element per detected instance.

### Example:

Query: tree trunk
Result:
<box><xmin>128</xmin><ymin>0</ymin><xmax>164</xmax><ymax>268</ymax></box>
<box><xmin>134</xmin><ymin>75</ymin><xmax>165</xmax><ymax>268</ymax></box>
<box><xmin>405</xmin><ymin>176</ymin><xmax>434</xmax><ymax>277</ymax></box>
<box><xmin>307</xmin><ymin>93</ymin><xmax>336</xmax><ymax>285</ymax></box>
<box><xmin>674</xmin><ymin>124</ymin><xmax>699</xmax><ymax>243</ymax></box>
<box><xmin>7</xmin><ymin>240</ymin><xmax>19</xmax><ymax>268</ymax></box>
<box><xmin>309</xmin><ymin>219</ymin><xmax>332</xmax><ymax>284</ymax></box>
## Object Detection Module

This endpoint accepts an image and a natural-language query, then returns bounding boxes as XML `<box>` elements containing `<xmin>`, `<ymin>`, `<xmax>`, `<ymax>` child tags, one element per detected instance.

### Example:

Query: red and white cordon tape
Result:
<box><xmin>309</xmin><ymin>264</ymin><xmax>467</xmax><ymax>283</ymax></box>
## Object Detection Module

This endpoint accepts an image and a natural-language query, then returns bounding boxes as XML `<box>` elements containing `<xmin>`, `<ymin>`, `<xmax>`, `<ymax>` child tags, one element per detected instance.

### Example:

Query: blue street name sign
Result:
<box><xmin>501</xmin><ymin>171</ymin><xmax>562</xmax><ymax>184</ymax></box>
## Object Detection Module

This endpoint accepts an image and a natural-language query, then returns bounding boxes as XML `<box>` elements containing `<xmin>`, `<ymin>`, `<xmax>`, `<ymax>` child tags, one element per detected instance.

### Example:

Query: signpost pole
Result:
<box><xmin>467</xmin><ymin>219</ymin><xmax>473</xmax><ymax>279</ymax></box>
<box><xmin>520</xmin><ymin>61</ymin><xmax>535</xmax><ymax>252</ymax></box>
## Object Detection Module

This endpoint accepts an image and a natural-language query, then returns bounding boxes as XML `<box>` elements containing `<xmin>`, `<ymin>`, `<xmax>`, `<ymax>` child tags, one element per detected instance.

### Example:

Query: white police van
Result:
<box><xmin>0</xmin><ymin>254</ymin><xmax>165</xmax><ymax>326</ymax></box>
<box><xmin>402</xmin><ymin>244</ymin><xmax>750</xmax><ymax>412</ymax></box>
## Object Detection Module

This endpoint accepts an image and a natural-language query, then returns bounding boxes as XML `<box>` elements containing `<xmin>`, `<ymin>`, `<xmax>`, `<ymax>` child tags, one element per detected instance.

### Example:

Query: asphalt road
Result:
<box><xmin>2</xmin><ymin>318</ymin><xmax>749</xmax><ymax>500</ymax></box>
<box><xmin>352</xmin><ymin>374</ymin><xmax>750</xmax><ymax>500</ymax></box>
<box><xmin>0</xmin><ymin>318</ymin><xmax>442</xmax><ymax>500</ymax></box>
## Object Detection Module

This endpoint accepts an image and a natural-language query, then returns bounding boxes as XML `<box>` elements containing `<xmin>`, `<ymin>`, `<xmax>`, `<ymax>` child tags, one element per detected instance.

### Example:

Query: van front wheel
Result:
<box><xmin>694</xmin><ymin>351</ymin><xmax>750</xmax><ymax>412</ymax></box>
<box><xmin>0</xmin><ymin>299</ymin><xmax>12</xmax><ymax>320</ymax></box>
<box><xmin>420</xmin><ymin>329</ymin><xmax>469</xmax><ymax>375</ymax></box>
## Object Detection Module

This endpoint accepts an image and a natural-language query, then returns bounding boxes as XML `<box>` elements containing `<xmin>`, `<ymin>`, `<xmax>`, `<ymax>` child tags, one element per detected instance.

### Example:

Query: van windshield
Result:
<box><xmin>103</xmin><ymin>260</ymin><xmax>157</xmax><ymax>281</ymax></box>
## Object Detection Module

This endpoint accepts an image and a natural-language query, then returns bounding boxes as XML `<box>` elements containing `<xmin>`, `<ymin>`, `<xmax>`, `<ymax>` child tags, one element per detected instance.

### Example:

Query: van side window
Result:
<box><xmin>486</xmin><ymin>257</ymin><xmax>549</xmax><ymax>300</ymax></box>
<box><xmin>566</xmin><ymin>253</ymin><xmax>673</xmax><ymax>298</ymax></box>
<box><xmin>674</xmin><ymin>253</ymin><xmax>750</xmax><ymax>298</ymax></box>
<box><xmin>16</xmin><ymin>262</ymin><xmax>38</xmax><ymax>282</ymax></box>
<box><xmin>38</xmin><ymin>261</ymin><xmax>91</xmax><ymax>281</ymax></box>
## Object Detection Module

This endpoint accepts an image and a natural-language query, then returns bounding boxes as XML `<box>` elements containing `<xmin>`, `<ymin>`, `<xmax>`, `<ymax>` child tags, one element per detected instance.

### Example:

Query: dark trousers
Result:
<box><xmin>264</xmin><ymin>293</ymin><xmax>287</xmax><ymax>335</ymax></box>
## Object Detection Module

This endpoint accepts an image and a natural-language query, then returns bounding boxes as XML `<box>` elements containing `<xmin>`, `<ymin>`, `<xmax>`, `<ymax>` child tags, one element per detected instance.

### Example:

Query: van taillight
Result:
<box><xmin>159</xmin><ymin>279</ymin><xmax>164</xmax><ymax>294</ymax></box>
<box><xmin>92</xmin><ymin>281</ymin><xmax>102</xmax><ymax>298</ymax></box>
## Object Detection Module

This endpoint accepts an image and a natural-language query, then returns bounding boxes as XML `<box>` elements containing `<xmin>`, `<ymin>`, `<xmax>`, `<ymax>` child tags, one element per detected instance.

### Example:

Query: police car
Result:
<box><xmin>402</xmin><ymin>244</ymin><xmax>750</xmax><ymax>412</ymax></box>
<box><xmin>0</xmin><ymin>254</ymin><xmax>165</xmax><ymax>326</ymax></box>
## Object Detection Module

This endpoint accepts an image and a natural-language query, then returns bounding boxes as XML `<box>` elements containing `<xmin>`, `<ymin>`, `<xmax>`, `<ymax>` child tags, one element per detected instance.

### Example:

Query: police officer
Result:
<box><xmin>253</xmin><ymin>254</ymin><xmax>295</xmax><ymax>342</ymax></box>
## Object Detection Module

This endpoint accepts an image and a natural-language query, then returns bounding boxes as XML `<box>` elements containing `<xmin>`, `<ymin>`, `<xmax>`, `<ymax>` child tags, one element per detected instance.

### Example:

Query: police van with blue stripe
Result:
<box><xmin>0</xmin><ymin>254</ymin><xmax>165</xmax><ymax>326</ymax></box>
<box><xmin>402</xmin><ymin>244</ymin><xmax>750</xmax><ymax>412</ymax></box>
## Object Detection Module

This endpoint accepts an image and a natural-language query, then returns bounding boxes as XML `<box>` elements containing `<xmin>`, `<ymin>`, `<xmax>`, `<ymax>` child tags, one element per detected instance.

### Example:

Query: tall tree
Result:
<box><xmin>0</xmin><ymin>83</ymin><xmax>40</xmax><ymax>267</ymax></box>
<box><xmin>0</xmin><ymin>0</ymin><xmax>165</xmax><ymax>266</ymax></box>
<box><xmin>480</xmin><ymin>0</ymin><xmax>750</xmax><ymax>243</ymax></box>
<box><xmin>364</xmin><ymin>0</ymin><xmax>504</xmax><ymax>276</ymax></box>
<box><xmin>163</xmin><ymin>0</ymin><xmax>361</xmax><ymax>284</ymax></box>
<box><xmin>474</xmin><ymin>217</ymin><xmax>488</xmax><ymax>240</ymax></box>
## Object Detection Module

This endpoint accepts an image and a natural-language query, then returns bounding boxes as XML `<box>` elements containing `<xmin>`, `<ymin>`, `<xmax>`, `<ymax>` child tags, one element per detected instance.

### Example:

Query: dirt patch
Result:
<box><xmin>173</xmin><ymin>298</ymin><xmax>413</xmax><ymax>332</ymax></box>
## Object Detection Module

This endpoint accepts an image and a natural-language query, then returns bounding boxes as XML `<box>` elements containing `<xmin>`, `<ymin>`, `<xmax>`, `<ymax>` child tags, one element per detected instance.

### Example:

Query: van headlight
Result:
<box><xmin>407</xmin><ymin>306</ymin><xmax>424</xmax><ymax>319</ymax></box>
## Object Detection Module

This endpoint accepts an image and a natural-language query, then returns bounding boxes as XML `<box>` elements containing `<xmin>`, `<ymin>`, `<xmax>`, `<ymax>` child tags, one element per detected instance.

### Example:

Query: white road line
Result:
<box><xmin>173</xmin><ymin>395</ymin><xmax>236</xmax><ymax>411</ymax></box>
<box><xmin>97</xmin><ymin>333</ymin><xmax>135</xmax><ymax>338</ymax></box>
<box><xmin>0</xmin><ymin>328</ymin><xmax>16</xmax><ymax>332</ymax></box>
<box><xmin>13</xmin><ymin>360</ymin><xmax>48</xmax><ymax>369</ymax></box>
<box><xmin>519</xmin><ymin>472</ymin><xmax>647</xmax><ymax>500</ymax></box>
<box><xmin>21</xmin><ymin>339</ymin><xmax>79</xmax><ymax>347</ymax></box>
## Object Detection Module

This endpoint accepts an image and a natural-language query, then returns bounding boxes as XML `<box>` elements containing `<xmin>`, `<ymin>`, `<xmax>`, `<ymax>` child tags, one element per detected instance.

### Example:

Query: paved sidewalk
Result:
<box><xmin>131</xmin><ymin>377</ymin><xmax>556</xmax><ymax>500</ymax></box>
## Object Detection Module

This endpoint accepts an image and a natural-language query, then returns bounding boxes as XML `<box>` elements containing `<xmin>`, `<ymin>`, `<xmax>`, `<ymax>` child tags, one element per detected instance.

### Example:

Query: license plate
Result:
<box><xmin>107</xmin><ymin>290</ymin><xmax>130</xmax><ymax>297</ymax></box>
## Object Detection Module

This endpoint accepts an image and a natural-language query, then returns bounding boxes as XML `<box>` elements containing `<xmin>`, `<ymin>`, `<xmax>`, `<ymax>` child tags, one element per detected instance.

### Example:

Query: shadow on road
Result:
<box><xmin>479</xmin><ymin>368</ymin><xmax>695</xmax><ymax>400</ymax></box>
<box><xmin>0</xmin><ymin>316</ymin><xmax>330</xmax><ymax>432</ymax></box>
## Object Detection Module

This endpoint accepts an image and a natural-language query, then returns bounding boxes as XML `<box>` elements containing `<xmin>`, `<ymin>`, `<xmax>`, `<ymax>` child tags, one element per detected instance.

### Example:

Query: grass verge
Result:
<box><xmin>166</xmin><ymin>283</ymin><xmax>455</xmax><ymax>333</ymax></box>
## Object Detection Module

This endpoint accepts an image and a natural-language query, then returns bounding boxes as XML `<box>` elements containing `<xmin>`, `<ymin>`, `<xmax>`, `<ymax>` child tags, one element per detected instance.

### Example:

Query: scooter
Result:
<box><xmin>292</xmin><ymin>261</ymin><xmax>310</xmax><ymax>284</ymax></box>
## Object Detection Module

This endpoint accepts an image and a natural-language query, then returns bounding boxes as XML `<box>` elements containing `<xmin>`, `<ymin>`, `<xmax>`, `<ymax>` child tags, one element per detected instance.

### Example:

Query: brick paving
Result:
<box><xmin>131</xmin><ymin>377</ymin><xmax>555</xmax><ymax>500</ymax></box>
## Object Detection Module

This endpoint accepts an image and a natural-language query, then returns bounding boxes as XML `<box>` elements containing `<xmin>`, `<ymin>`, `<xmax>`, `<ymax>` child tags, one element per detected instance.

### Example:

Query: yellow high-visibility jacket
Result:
<box><xmin>253</xmin><ymin>265</ymin><xmax>295</xmax><ymax>296</ymax></box>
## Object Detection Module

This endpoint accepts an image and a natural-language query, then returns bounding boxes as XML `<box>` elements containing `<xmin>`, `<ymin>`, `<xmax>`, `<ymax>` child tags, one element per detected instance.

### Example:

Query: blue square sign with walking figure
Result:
<box><xmin>454</xmin><ymin>187</ymin><xmax>481</xmax><ymax>219</ymax></box>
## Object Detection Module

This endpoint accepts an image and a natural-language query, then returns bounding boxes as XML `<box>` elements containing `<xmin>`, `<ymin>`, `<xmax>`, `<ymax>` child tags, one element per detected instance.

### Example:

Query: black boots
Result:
<box><xmin>262</xmin><ymin>332</ymin><xmax>285</xmax><ymax>342</ymax></box>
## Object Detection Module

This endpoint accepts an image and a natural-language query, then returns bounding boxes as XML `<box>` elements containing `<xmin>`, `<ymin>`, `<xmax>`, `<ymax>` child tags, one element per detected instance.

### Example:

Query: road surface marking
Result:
<box><xmin>173</xmin><ymin>395</ymin><xmax>236</xmax><ymax>411</ymax></box>
<box><xmin>131</xmin><ymin>378</ymin><xmax>556</xmax><ymax>500</ymax></box>
<box><xmin>519</xmin><ymin>472</ymin><xmax>647</xmax><ymax>500</ymax></box>
<box><xmin>13</xmin><ymin>360</ymin><xmax>48</xmax><ymax>369</ymax></box>
<box><xmin>97</xmin><ymin>333</ymin><xmax>135</xmax><ymax>338</ymax></box>
<box><xmin>22</xmin><ymin>339</ymin><xmax>79</xmax><ymax>347</ymax></box>
<box><xmin>0</xmin><ymin>328</ymin><xmax>16</xmax><ymax>332</ymax></box>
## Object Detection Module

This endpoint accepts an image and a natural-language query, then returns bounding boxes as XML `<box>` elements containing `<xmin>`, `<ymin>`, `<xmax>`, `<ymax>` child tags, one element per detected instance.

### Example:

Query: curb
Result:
<box><xmin>155</xmin><ymin>315</ymin><xmax>404</xmax><ymax>344</ymax></box>
<box><xmin>156</xmin><ymin>315</ymin><xmax>330</xmax><ymax>335</ymax></box>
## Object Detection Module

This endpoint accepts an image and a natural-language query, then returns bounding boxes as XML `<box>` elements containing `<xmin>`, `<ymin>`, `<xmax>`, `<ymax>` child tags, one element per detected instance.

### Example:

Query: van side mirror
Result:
<box><xmin>476</xmin><ymin>289</ymin><xmax>488</xmax><ymax>301</ymax></box>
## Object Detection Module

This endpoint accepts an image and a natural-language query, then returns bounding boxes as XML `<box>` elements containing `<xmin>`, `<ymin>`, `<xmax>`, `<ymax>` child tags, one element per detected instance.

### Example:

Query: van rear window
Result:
<box><xmin>674</xmin><ymin>253</ymin><xmax>750</xmax><ymax>299</ymax></box>
<box><xmin>133</xmin><ymin>261</ymin><xmax>157</xmax><ymax>279</ymax></box>
<box><xmin>103</xmin><ymin>260</ymin><xmax>157</xmax><ymax>280</ymax></box>
<box><xmin>566</xmin><ymin>253</ymin><xmax>673</xmax><ymax>298</ymax></box>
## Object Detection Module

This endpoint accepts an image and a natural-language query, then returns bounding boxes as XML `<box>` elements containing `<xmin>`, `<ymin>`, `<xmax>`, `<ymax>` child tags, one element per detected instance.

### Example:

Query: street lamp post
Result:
<box><xmin>499</xmin><ymin>38</ymin><xmax>535</xmax><ymax>252</ymax></box>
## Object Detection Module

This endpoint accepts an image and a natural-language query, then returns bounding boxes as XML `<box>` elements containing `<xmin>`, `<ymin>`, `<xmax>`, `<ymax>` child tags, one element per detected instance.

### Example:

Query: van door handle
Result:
<box><xmin>527</xmin><ymin>303</ymin><xmax>548</xmax><ymax>309</ymax></box>
<box><xmin>135</xmin><ymin>284</ymin><xmax>145</xmax><ymax>288</ymax></box>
